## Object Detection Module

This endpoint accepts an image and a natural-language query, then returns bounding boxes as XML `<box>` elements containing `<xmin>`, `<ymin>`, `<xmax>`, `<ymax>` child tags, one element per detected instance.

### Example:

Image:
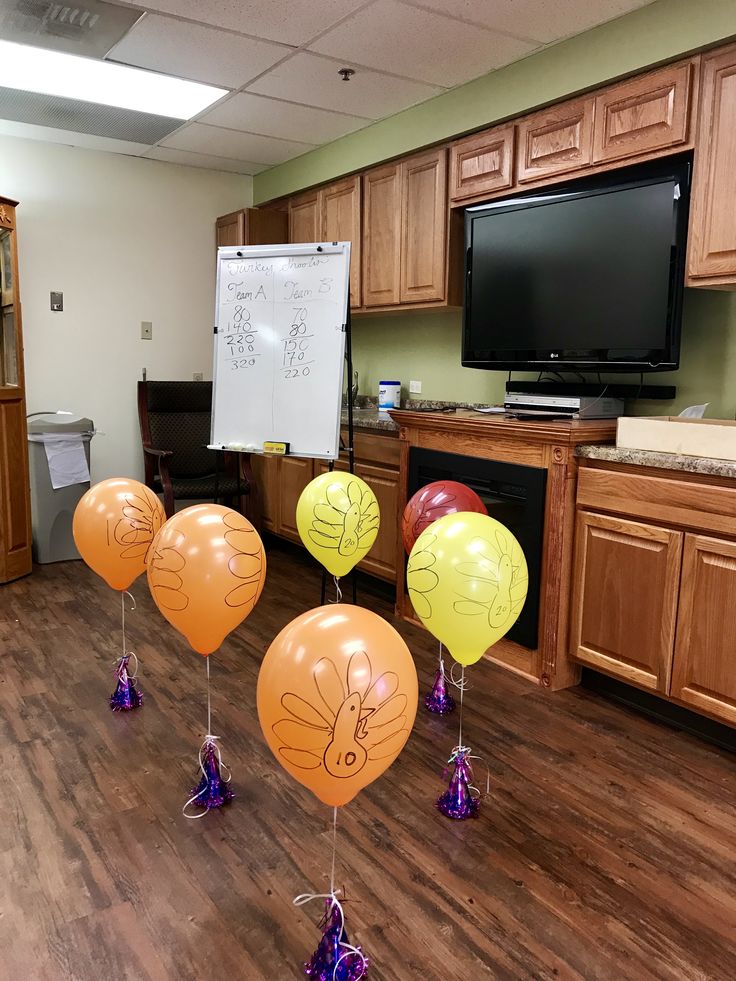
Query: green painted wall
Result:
<box><xmin>256</xmin><ymin>0</ymin><xmax>736</xmax><ymax>421</ymax></box>
<box><xmin>352</xmin><ymin>290</ymin><xmax>736</xmax><ymax>420</ymax></box>
<box><xmin>254</xmin><ymin>0</ymin><xmax>736</xmax><ymax>204</ymax></box>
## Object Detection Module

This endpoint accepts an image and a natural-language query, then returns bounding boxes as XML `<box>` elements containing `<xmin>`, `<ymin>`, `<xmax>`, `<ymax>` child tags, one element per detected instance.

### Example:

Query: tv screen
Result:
<box><xmin>462</xmin><ymin>157</ymin><xmax>691</xmax><ymax>372</ymax></box>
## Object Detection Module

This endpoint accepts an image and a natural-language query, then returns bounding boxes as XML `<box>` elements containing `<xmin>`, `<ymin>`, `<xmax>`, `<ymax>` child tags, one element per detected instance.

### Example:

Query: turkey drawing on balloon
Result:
<box><xmin>273</xmin><ymin>649</ymin><xmax>410</xmax><ymax>779</ymax></box>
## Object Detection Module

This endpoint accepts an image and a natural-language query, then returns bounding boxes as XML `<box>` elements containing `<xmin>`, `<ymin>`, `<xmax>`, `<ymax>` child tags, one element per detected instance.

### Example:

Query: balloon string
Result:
<box><xmin>120</xmin><ymin>589</ymin><xmax>136</xmax><ymax>658</ymax></box>
<box><xmin>333</xmin><ymin>576</ymin><xmax>342</xmax><ymax>604</ymax></box>
<box><xmin>292</xmin><ymin>890</ymin><xmax>368</xmax><ymax>981</ymax></box>
<box><xmin>449</xmin><ymin>663</ymin><xmax>469</xmax><ymax>746</ymax></box>
<box><xmin>458</xmin><ymin>665</ymin><xmax>465</xmax><ymax>748</ymax></box>
<box><xmin>206</xmin><ymin>656</ymin><xmax>211</xmax><ymax>738</ymax></box>
<box><xmin>330</xmin><ymin>805</ymin><xmax>338</xmax><ymax>895</ymax></box>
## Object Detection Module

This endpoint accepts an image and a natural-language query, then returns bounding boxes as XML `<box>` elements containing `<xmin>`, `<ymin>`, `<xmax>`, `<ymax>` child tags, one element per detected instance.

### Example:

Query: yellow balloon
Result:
<box><xmin>406</xmin><ymin>512</ymin><xmax>528</xmax><ymax>666</ymax></box>
<box><xmin>296</xmin><ymin>471</ymin><xmax>380</xmax><ymax>578</ymax></box>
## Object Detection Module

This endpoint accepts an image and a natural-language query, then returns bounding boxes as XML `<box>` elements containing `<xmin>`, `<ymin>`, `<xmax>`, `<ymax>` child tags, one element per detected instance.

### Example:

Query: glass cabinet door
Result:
<box><xmin>0</xmin><ymin>226</ymin><xmax>18</xmax><ymax>387</ymax></box>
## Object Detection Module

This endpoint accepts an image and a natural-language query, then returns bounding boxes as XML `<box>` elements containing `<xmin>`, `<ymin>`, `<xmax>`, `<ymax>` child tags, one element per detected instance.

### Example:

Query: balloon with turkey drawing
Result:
<box><xmin>257</xmin><ymin>604</ymin><xmax>418</xmax><ymax>807</ymax></box>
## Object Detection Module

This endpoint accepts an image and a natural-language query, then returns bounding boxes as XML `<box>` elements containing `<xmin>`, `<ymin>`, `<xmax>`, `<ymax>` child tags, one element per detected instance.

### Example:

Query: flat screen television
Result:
<box><xmin>462</xmin><ymin>157</ymin><xmax>691</xmax><ymax>373</ymax></box>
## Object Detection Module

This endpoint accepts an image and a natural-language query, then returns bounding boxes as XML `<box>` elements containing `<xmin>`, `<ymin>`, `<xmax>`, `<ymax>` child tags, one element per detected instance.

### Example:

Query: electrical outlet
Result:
<box><xmin>193</xmin><ymin>372</ymin><xmax>204</xmax><ymax>381</ymax></box>
<box><xmin>409</xmin><ymin>380</ymin><xmax>422</xmax><ymax>394</ymax></box>
<box><xmin>141</xmin><ymin>321</ymin><xmax>152</xmax><ymax>340</ymax></box>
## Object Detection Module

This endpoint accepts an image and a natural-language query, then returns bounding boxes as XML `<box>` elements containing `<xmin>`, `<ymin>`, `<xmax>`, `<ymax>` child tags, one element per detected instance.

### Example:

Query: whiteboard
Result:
<box><xmin>211</xmin><ymin>243</ymin><xmax>350</xmax><ymax>459</ymax></box>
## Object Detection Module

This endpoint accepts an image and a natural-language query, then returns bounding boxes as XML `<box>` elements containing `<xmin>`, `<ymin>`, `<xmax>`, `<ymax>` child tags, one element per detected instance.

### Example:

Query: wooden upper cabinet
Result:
<box><xmin>363</xmin><ymin>163</ymin><xmax>402</xmax><ymax>307</ymax></box>
<box><xmin>570</xmin><ymin>511</ymin><xmax>682</xmax><ymax>693</ymax></box>
<box><xmin>449</xmin><ymin>124</ymin><xmax>514</xmax><ymax>202</ymax></box>
<box><xmin>288</xmin><ymin>190</ymin><xmax>320</xmax><ymax>243</ymax></box>
<box><xmin>687</xmin><ymin>44</ymin><xmax>736</xmax><ymax>286</ymax></box>
<box><xmin>593</xmin><ymin>60</ymin><xmax>695</xmax><ymax>165</ymax></box>
<box><xmin>216</xmin><ymin>208</ymin><xmax>287</xmax><ymax>248</ymax></box>
<box><xmin>400</xmin><ymin>148</ymin><xmax>447</xmax><ymax>303</ymax></box>
<box><xmin>671</xmin><ymin>534</ymin><xmax>736</xmax><ymax>726</ymax></box>
<box><xmin>321</xmin><ymin>175</ymin><xmax>362</xmax><ymax>307</ymax></box>
<box><xmin>216</xmin><ymin>210</ymin><xmax>245</xmax><ymax>248</ymax></box>
<box><xmin>516</xmin><ymin>96</ymin><xmax>594</xmax><ymax>183</ymax></box>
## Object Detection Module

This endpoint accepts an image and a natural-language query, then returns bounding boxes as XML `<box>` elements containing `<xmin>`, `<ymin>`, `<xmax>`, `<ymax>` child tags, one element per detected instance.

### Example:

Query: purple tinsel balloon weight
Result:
<box><xmin>305</xmin><ymin>899</ymin><xmax>368</xmax><ymax>981</ymax></box>
<box><xmin>437</xmin><ymin>747</ymin><xmax>480</xmax><ymax>820</ymax></box>
<box><xmin>188</xmin><ymin>738</ymin><xmax>234</xmax><ymax>812</ymax></box>
<box><xmin>424</xmin><ymin>664</ymin><xmax>455</xmax><ymax>715</ymax></box>
<box><xmin>110</xmin><ymin>655</ymin><xmax>143</xmax><ymax>711</ymax></box>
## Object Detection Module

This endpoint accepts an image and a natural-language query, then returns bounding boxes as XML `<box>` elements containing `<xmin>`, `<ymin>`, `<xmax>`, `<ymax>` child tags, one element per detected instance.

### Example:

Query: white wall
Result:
<box><xmin>1</xmin><ymin>135</ymin><xmax>252</xmax><ymax>480</ymax></box>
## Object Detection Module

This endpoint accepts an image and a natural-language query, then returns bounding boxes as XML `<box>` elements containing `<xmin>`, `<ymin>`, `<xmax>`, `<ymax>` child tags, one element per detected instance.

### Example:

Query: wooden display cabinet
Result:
<box><xmin>0</xmin><ymin>195</ymin><xmax>32</xmax><ymax>583</ymax></box>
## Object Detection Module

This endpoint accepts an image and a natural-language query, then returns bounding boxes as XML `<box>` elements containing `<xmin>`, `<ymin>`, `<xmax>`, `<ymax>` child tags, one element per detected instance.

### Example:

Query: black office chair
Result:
<box><xmin>137</xmin><ymin>380</ymin><xmax>250</xmax><ymax>518</ymax></box>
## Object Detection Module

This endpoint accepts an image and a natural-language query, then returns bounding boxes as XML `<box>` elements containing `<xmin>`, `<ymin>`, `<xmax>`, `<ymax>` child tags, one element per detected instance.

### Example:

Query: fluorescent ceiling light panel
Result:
<box><xmin>0</xmin><ymin>40</ymin><xmax>227</xmax><ymax>119</ymax></box>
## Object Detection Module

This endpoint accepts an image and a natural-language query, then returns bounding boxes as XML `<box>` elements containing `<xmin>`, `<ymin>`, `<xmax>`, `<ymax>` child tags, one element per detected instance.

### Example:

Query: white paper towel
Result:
<box><xmin>43</xmin><ymin>436</ymin><xmax>90</xmax><ymax>489</ymax></box>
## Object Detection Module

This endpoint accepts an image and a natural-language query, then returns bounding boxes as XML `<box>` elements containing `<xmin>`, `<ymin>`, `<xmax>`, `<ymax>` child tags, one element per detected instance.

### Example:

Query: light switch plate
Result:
<box><xmin>50</xmin><ymin>291</ymin><xmax>63</xmax><ymax>312</ymax></box>
<box><xmin>141</xmin><ymin>321</ymin><xmax>152</xmax><ymax>340</ymax></box>
<box><xmin>409</xmin><ymin>380</ymin><xmax>422</xmax><ymax>394</ymax></box>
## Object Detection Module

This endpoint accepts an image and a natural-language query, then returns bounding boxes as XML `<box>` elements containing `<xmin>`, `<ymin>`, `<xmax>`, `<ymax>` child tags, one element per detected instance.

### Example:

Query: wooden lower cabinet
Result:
<box><xmin>670</xmin><ymin>534</ymin><xmax>736</xmax><ymax>726</ymax></box>
<box><xmin>277</xmin><ymin>456</ymin><xmax>314</xmax><ymax>542</ymax></box>
<box><xmin>354</xmin><ymin>462</ymin><xmax>399</xmax><ymax>580</ymax></box>
<box><xmin>572</xmin><ymin>461</ymin><xmax>736</xmax><ymax>727</ymax></box>
<box><xmin>570</xmin><ymin>511</ymin><xmax>683</xmax><ymax>692</ymax></box>
<box><xmin>250</xmin><ymin>432</ymin><xmax>400</xmax><ymax>582</ymax></box>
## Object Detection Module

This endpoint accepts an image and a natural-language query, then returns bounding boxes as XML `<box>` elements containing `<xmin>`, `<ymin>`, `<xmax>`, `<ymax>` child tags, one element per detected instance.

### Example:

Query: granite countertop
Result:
<box><xmin>340</xmin><ymin>398</ymin><xmax>499</xmax><ymax>433</ymax></box>
<box><xmin>576</xmin><ymin>443</ymin><xmax>736</xmax><ymax>480</ymax></box>
<box><xmin>340</xmin><ymin>407</ymin><xmax>399</xmax><ymax>432</ymax></box>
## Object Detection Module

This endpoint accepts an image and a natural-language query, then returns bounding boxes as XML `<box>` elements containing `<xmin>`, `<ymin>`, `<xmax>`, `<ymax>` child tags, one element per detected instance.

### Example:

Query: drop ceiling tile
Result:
<box><xmin>248</xmin><ymin>51</ymin><xmax>443</xmax><ymax>119</ymax></box>
<box><xmin>407</xmin><ymin>0</ymin><xmax>655</xmax><ymax>45</ymax></box>
<box><xmin>200</xmin><ymin>92</ymin><xmax>371</xmax><ymax>144</ymax></box>
<box><xmin>144</xmin><ymin>145</ymin><xmax>267</xmax><ymax>174</ymax></box>
<box><xmin>310</xmin><ymin>0</ymin><xmax>537</xmax><ymax>87</ymax></box>
<box><xmin>106</xmin><ymin>13</ymin><xmax>288</xmax><ymax>89</ymax></box>
<box><xmin>161</xmin><ymin>121</ymin><xmax>316</xmax><ymax>163</ymax></box>
<box><xmin>121</xmin><ymin>0</ymin><xmax>369</xmax><ymax>46</ymax></box>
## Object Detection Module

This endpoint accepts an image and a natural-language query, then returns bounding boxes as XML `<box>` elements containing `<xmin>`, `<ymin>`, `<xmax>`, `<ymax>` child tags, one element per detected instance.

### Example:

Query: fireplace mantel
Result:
<box><xmin>389</xmin><ymin>409</ymin><xmax>616</xmax><ymax>690</ymax></box>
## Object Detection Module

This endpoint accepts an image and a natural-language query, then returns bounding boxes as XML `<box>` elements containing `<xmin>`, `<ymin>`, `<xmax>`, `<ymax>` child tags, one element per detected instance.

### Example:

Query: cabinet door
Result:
<box><xmin>278</xmin><ymin>456</ymin><xmax>315</xmax><ymax>541</ymax></box>
<box><xmin>322</xmin><ymin>176</ymin><xmax>362</xmax><ymax>307</ymax></box>
<box><xmin>449</xmin><ymin>125</ymin><xmax>514</xmax><ymax>202</ymax></box>
<box><xmin>593</xmin><ymin>60</ymin><xmax>694</xmax><ymax>165</ymax></box>
<box><xmin>216</xmin><ymin>210</ymin><xmax>245</xmax><ymax>248</ymax></box>
<box><xmin>687</xmin><ymin>44</ymin><xmax>736</xmax><ymax>284</ymax></box>
<box><xmin>288</xmin><ymin>191</ymin><xmax>320</xmax><ymax>243</ymax></box>
<box><xmin>516</xmin><ymin>96</ymin><xmax>594</xmax><ymax>183</ymax></box>
<box><xmin>671</xmin><ymin>535</ymin><xmax>736</xmax><ymax>725</ymax></box>
<box><xmin>400</xmin><ymin>148</ymin><xmax>447</xmax><ymax>303</ymax></box>
<box><xmin>354</xmin><ymin>462</ymin><xmax>399</xmax><ymax>582</ymax></box>
<box><xmin>570</xmin><ymin>511</ymin><xmax>682</xmax><ymax>692</ymax></box>
<box><xmin>250</xmin><ymin>454</ymin><xmax>279</xmax><ymax>533</ymax></box>
<box><xmin>362</xmin><ymin>164</ymin><xmax>402</xmax><ymax>307</ymax></box>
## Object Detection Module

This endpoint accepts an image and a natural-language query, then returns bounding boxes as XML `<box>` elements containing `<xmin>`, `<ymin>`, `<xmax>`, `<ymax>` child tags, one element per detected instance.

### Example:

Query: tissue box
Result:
<box><xmin>617</xmin><ymin>416</ymin><xmax>736</xmax><ymax>461</ymax></box>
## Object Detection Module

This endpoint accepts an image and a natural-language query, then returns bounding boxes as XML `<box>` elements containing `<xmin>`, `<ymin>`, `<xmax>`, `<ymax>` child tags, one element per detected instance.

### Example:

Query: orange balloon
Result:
<box><xmin>147</xmin><ymin>504</ymin><xmax>266</xmax><ymax>656</ymax></box>
<box><xmin>257</xmin><ymin>604</ymin><xmax>418</xmax><ymax>808</ymax></box>
<box><xmin>72</xmin><ymin>478</ymin><xmax>166</xmax><ymax>591</ymax></box>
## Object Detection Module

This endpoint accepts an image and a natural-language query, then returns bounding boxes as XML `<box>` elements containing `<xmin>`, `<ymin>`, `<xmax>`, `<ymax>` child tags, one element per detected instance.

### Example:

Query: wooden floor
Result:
<box><xmin>1</xmin><ymin>540</ymin><xmax>735</xmax><ymax>981</ymax></box>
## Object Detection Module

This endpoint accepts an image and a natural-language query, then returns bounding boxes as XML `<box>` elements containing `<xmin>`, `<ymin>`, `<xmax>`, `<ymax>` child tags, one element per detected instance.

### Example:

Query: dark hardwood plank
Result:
<box><xmin>0</xmin><ymin>539</ymin><xmax>735</xmax><ymax>980</ymax></box>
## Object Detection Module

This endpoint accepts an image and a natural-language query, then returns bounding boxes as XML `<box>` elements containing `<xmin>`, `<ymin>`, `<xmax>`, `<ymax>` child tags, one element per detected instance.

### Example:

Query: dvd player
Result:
<box><xmin>503</xmin><ymin>393</ymin><xmax>624</xmax><ymax>419</ymax></box>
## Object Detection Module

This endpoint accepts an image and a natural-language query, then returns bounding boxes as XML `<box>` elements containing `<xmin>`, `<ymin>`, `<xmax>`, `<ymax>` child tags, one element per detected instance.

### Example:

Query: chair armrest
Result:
<box><xmin>142</xmin><ymin>446</ymin><xmax>173</xmax><ymax>458</ymax></box>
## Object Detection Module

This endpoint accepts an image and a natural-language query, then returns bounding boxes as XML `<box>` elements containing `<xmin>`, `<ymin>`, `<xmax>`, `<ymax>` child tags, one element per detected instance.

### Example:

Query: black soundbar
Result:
<box><xmin>505</xmin><ymin>380</ymin><xmax>676</xmax><ymax>400</ymax></box>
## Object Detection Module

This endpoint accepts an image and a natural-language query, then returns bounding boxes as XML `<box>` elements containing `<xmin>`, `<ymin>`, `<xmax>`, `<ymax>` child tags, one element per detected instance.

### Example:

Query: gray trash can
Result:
<box><xmin>27</xmin><ymin>413</ymin><xmax>94</xmax><ymax>563</ymax></box>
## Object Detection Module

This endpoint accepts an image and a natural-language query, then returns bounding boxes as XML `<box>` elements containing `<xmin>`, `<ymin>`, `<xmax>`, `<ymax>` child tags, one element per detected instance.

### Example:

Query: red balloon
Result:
<box><xmin>401</xmin><ymin>480</ymin><xmax>487</xmax><ymax>554</ymax></box>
